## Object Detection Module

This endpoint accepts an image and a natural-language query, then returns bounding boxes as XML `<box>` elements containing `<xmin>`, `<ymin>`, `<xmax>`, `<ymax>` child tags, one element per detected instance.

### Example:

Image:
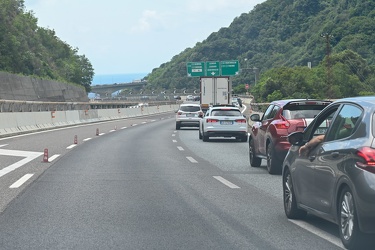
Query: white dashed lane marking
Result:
<box><xmin>9</xmin><ymin>174</ymin><xmax>34</xmax><ymax>189</ymax></box>
<box><xmin>177</xmin><ymin>146</ymin><xmax>184</xmax><ymax>151</ymax></box>
<box><xmin>66</xmin><ymin>144</ymin><xmax>77</xmax><ymax>149</ymax></box>
<box><xmin>186</xmin><ymin>157</ymin><xmax>198</xmax><ymax>163</ymax></box>
<box><xmin>213</xmin><ymin>176</ymin><xmax>240</xmax><ymax>189</ymax></box>
<box><xmin>48</xmin><ymin>154</ymin><xmax>60</xmax><ymax>162</ymax></box>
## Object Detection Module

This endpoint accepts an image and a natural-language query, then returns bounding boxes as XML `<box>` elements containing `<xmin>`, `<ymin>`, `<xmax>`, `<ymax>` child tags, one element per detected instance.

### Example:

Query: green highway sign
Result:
<box><xmin>206</xmin><ymin>61</ymin><xmax>220</xmax><ymax>76</ymax></box>
<box><xmin>187</xmin><ymin>60</ymin><xmax>240</xmax><ymax>77</ymax></box>
<box><xmin>187</xmin><ymin>62</ymin><xmax>205</xmax><ymax>77</ymax></box>
<box><xmin>221</xmin><ymin>60</ymin><xmax>239</xmax><ymax>76</ymax></box>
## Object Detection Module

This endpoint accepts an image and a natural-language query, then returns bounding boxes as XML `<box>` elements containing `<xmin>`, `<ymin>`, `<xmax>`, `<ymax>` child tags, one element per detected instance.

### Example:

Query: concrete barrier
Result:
<box><xmin>0</xmin><ymin>104</ymin><xmax>179</xmax><ymax>138</ymax></box>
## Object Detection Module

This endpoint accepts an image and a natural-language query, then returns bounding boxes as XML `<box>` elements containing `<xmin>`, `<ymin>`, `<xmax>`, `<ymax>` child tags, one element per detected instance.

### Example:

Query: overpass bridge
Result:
<box><xmin>91</xmin><ymin>81</ymin><xmax>147</xmax><ymax>97</ymax></box>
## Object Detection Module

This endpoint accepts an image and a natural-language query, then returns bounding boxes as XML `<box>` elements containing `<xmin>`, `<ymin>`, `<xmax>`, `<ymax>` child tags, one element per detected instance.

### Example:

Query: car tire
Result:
<box><xmin>249</xmin><ymin>138</ymin><xmax>261</xmax><ymax>167</ymax></box>
<box><xmin>266</xmin><ymin>141</ymin><xmax>282</xmax><ymax>174</ymax></box>
<box><xmin>338</xmin><ymin>186</ymin><xmax>371</xmax><ymax>249</ymax></box>
<box><xmin>202</xmin><ymin>131</ymin><xmax>209</xmax><ymax>142</ymax></box>
<box><xmin>283</xmin><ymin>168</ymin><xmax>307</xmax><ymax>219</ymax></box>
<box><xmin>199</xmin><ymin>129</ymin><xmax>202</xmax><ymax>139</ymax></box>
<box><xmin>176</xmin><ymin>123</ymin><xmax>180</xmax><ymax>130</ymax></box>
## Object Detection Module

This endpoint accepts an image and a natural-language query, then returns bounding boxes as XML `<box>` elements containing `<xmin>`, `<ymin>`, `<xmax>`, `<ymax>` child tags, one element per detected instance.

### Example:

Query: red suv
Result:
<box><xmin>248</xmin><ymin>99</ymin><xmax>331</xmax><ymax>174</ymax></box>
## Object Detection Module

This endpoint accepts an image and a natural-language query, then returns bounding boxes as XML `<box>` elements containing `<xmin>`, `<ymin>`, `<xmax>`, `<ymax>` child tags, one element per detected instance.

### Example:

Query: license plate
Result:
<box><xmin>186</xmin><ymin>114</ymin><xmax>195</xmax><ymax>117</ymax></box>
<box><xmin>220</xmin><ymin>121</ymin><xmax>233</xmax><ymax>125</ymax></box>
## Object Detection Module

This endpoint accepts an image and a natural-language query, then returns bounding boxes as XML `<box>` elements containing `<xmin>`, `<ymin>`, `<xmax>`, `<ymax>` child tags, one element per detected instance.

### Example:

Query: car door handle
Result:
<box><xmin>331</xmin><ymin>152</ymin><xmax>340</xmax><ymax>158</ymax></box>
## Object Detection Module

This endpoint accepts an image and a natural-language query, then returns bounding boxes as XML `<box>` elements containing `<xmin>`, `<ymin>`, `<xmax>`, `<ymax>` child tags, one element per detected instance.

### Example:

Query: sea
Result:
<box><xmin>92</xmin><ymin>73</ymin><xmax>148</xmax><ymax>85</ymax></box>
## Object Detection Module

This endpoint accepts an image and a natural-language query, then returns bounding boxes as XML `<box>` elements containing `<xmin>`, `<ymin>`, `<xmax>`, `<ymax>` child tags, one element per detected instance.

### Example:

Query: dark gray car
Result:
<box><xmin>282</xmin><ymin>96</ymin><xmax>375</xmax><ymax>249</ymax></box>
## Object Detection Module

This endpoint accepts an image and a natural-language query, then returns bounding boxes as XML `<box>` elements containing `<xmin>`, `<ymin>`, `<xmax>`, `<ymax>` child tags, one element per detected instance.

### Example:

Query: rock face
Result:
<box><xmin>0</xmin><ymin>72</ymin><xmax>89</xmax><ymax>102</ymax></box>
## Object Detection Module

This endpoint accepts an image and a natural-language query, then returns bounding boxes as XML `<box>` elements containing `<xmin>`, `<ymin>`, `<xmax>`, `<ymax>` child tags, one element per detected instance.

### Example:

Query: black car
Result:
<box><xmin>282</xmin><ymin>96</ymin><xmax>375</xmax><ymax>249</ymax></box>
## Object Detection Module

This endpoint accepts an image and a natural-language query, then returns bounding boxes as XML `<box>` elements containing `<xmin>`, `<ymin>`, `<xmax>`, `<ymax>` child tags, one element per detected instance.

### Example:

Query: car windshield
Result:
<box><xmin>180</xmin><ymin>106</ymin><xmax>201</xmax><ymax>112</ymax></box>
<box><xmin>211</xmin><ymin>109</ymin><xmax>241</xmax><ymax>116</ymax></box>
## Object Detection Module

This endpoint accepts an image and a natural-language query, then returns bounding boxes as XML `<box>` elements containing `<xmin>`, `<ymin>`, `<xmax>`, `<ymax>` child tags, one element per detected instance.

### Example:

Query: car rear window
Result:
<box><xmin>211</xmin><ymin>109</ymin><xmax>241</xmax><ymax>116</ymax></box>
<box><xmin>180</xmin><ymin>106</ymin><xmax>201</xmax><ymax>112</ymax></box>
<box><xmin>282</xmin><ymin>105</ymin><xmax>327</xmax><ymax>119</ymax></box>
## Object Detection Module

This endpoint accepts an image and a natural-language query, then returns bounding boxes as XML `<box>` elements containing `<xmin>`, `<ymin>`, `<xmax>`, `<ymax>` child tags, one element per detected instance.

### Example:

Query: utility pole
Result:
<box><xmin>321</xmin><ymin>33</ymin><xmax>333</xmax><ymax>98</ymax></box>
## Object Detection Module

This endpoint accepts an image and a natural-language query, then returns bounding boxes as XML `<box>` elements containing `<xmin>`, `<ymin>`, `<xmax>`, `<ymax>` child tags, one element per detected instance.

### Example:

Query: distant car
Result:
<box><xmin>199</xmin><ymin>105</ymin><xmax>247</xmax><ymax>142</ymax></box>
<box><xmin>248</xmin><ymin>99</ymin><xmax>331</xmax><ymax>174</ymax></box>
<box><xmin>193</xmin><ymin>96</ymin><xmax>200</xmax><ymax>101</ymax></box>
<box><xmin>175</xmin><ymin>103</ymin><xmax>203</xmax><ymax>130</ymax></box>
<box><xmin>282</xmin><ymin>96</ymin><xmax>375</xmax><ymax>249</ymax></box>
<box><xmin>186</xmin><ymin>95</ymin><xmax>194</xmax><ymax>101</ymax></box>
<box><xmin>173</xmin><ymin>95</ymin><xmax>181</xmax><ymax>100</ymax></box>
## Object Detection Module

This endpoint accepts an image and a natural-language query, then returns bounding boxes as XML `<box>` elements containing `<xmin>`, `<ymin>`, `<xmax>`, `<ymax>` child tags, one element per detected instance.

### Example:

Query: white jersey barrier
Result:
<box><xmin>0</xmin><ymin>104</ymin><xmax>179</xmax><ymax>137</ymax></box>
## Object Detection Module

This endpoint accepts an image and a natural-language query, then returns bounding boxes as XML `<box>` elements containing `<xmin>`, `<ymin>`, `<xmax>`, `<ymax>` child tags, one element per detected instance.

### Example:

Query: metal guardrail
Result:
<box><xmin>0</xmin><ymin>99</ymin><xmax>180</xmax><ymax>113</ymax></box>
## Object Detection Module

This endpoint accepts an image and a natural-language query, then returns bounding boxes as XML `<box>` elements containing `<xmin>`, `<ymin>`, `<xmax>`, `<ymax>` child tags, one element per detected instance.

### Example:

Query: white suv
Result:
<box><xmin>199</xmin><ymin>105</ymin><xmax>248</xmax><ymax>142</ymax></box>
<box><xmin>175</xmin><ymin>103</ymin><xmax>203</xmax><ymax>130</ymax></box>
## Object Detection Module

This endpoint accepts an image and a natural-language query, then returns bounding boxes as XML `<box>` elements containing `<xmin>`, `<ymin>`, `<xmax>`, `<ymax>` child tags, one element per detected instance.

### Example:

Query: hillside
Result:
<box><xmin>145</xmin><ymin>0</ymin><xmax>375</xmax><ymax>92</ymax></box>
<box><xmin>0</xmin><ymin>0</ymin><xmax>93</xmax><ymax>92</ymax></box>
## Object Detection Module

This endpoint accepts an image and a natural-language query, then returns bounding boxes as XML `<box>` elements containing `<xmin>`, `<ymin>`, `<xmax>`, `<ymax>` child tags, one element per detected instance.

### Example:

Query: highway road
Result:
<box><xmin>0</xmin><ymin>108</ymin><xmax>345</xmax><ymax>249</ymax></box>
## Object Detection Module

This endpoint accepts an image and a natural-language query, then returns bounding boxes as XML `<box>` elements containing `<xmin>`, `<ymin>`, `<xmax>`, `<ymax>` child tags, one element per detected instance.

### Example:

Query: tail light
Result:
<box><xmin>235</xmin><ymin>119</ymin><xmax>247</xmax><ymax>123</ymax></box>
<box><xmin>356</xmin><ymin>147</ymin><xmax>375</xmax><ymax>173</ymax></box>
<box><xmin>177</xmin><ymin>111</ymin><xmax>183</xmax><ymax>115</ymax></box>
<box><xmin>275</xmin><ymin>121</ymin><xmax>290</xmax><ymax>129</ymax></box>
<box><xmin>206</xmin><ymin>119</ymin><xmax>219</xmax><ymax>123</ymax></box>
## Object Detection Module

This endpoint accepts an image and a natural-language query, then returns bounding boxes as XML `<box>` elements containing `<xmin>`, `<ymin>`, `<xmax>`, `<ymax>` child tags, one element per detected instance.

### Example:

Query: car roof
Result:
<box><xmin>270</xmin><ymin>99</ymin><xmax>332</xmax><ymax>107</ymax></box>
<box><xmin>332</xmin><ymin>96</ymin><xmax>375</xmax><ymax>109</ymax></box>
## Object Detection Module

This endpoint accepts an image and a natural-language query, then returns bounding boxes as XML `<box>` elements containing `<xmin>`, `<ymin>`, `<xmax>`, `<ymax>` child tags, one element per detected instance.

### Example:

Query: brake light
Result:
<box><xmin>207</xmin><ymin>119</ymin><xmax>219</xmax><ymax>123</ymax></box>
<box><xmin>356</xmin><ymin>147</ymin><xmax>375</xmax><ymax>173</ymax></box>
<box><xmin>275</xmin><ymin>121</ymin><xmax>290</xmax><ymax>129</ymax></box>
<box><xmin>235</xmin><ymin>119</ymin><xmax>247</xmax><ymax>123</ymax></box>
<box><xmin>177</xmin><ymin>112</ymin><xmax>182</xmax><ymax>115</ymax></box>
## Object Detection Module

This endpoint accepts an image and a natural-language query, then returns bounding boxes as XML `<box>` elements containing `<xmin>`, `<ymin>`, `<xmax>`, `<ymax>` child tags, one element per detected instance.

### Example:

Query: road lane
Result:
<box><xmin>0</xmin><ymin>115</ymin><xmax>343</xmax><ymax>249</ymax></box>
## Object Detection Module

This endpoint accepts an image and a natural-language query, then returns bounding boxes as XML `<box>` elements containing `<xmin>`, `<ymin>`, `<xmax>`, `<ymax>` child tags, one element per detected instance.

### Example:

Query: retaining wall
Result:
<box><xmin>0</xmin><ymin>104</ymin><xmax>179</xmax><ymax>137</ymax></box>
<box><xmin>0</xmin><ymin>72</ymin><xmax>88</xmax><ymax>102</ymax></box>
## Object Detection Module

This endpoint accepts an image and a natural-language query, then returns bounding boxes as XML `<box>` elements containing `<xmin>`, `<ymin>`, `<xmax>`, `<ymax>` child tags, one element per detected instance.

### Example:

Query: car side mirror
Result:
<box><xmin>288</xmin><ymin>132</ymin><xmax>304</xmax><ymax>146</ymax></box>
<box><xmin>250</xmin><ymin>113</ymin><xmax>261</xmax><ymax>122</ymax></box>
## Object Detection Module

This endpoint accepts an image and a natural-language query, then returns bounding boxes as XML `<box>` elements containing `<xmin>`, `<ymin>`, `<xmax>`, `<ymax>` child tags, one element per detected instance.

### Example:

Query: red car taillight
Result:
<box><xmin>177</xmin><ymin>112</ymin><xmax>183</xmax><ymax>115</ymax></box>
<box><xmin>275</xmin><ymin>121</ymin><xmax>290</xmax><ymax>129</ymax></box>
<box><xmin>206</xmin><ymin>119</ymin><xmax>219</xmax><ymax>123</ymax></box>
<box><xmin>235</xmin><ymin>119</ymin><xmax>247</xmax><ymax>123</ymax></box>
<box><xmin>356</xmin><ymin>147</ymin><xmax>375</xmax><ymax>174</ymax></box>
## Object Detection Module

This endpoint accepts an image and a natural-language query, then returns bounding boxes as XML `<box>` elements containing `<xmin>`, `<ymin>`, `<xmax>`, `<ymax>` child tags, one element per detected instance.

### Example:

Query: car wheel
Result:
<box><xmin>176</xmin><ymin>123</ymin><xmax>180</xmax><ymax>130</ymax></box>
<box><xmin>202</xmin><ymin>131</ymin><xmax>209</xmax><ymax>142</ymax></box>
<box><xmin>249</xmin><ymin>138</ymin><xmax>261</xmax><ymax>167</ymax></box>
<box><xmin>338</xmin><ymin>186</ymin><xmax>370</xmax><ymax>249</ymax></box>
<box><xmin>283</xmin><ymin>168</ymin><xmax>307</xmax><ymax>219</ymax></box>
<box><xmin>266</xmin><ymin>141</ymin><xmax>281</xmax><ymax>174</ymax></box>
<box><xmin>199</xmin><ymin>128</ymin><xmax>202</xmax><ymax>139</ymax></box>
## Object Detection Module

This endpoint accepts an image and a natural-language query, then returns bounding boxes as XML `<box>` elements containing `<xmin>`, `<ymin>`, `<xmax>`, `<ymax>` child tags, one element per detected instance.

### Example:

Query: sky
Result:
<box><xmin>24</xmin><ymin>0</ymin><xmax>266</xmax><ymax>77</ymax></box>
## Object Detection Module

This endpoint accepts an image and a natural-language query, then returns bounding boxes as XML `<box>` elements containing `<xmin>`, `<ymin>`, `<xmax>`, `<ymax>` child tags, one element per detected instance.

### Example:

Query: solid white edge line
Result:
<box><xmin>10</xmin><ymin>174</ymin><xmax>34</xmax><ymax>188</ymax></box>
<box><xmin>48</xmin><ymin>154</ymin><xmax>60</xmax><ymax>162</ymax></box>
<box><xmin>186</xmin><ymin>156</ymin><xmax>198</xmax><ymax>163</ymax></box>
<box><xmin>289</xmin><ymin>220</ymin><xmax>344</xmax><ymax>249</ymax></box>
<box><xmin>213</xmin><ymin>176</ymin><xmax>240</xmax><ymax>189</ymax></box>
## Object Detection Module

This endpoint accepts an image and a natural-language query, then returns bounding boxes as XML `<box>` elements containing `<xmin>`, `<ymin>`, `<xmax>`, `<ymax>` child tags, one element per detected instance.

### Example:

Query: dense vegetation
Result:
<box><xmin>0</xmin><ymin>0</ymin><xmax>93</xmax><ymax>92</ymax></box>
<box><xmin>146</xmin><ymin>0</ymin><xmax>375</xmax><ymax>101</ymax></box>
